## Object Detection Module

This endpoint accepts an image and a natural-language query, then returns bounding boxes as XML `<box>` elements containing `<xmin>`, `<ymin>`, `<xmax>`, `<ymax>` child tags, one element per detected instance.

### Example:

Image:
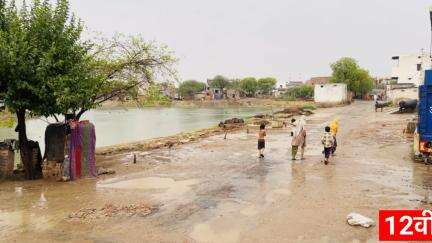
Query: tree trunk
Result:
<box><xmin>16</xmin><ymin>109</ymin><xmax>40</xmax><ymax>180</ymax></box>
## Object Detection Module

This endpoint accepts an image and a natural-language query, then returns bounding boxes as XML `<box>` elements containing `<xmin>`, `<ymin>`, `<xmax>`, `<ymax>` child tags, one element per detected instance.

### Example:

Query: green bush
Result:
<box><xmin>141</xmin><ymin>85</ymin><xmax>172</xmax><ymax>106</ymax></box>
<box><xmin>178</xmin><ymin>80</ymin><xmax>206</xmax><ymax>98</ymax></box>
<box><xmin>0</xmin><ymin>113</ymin><xmax>15</xmax><ymax>128</ymax></box>
<box><xmin>283</xmin><ymin>85</ymin><xmax>314</xmax><ymax>100</ymax></box>
<box><xmin>301</xmin><ymin>104</ymin><xmax>317</xmax><ymax>110</ymax></box>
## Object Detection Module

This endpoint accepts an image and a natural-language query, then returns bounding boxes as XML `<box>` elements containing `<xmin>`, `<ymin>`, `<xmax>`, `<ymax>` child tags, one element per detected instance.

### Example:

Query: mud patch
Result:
<box><xmin>68</xmin><ymin>203</ymin><xmax>157</xmax><ymax>222</ymax></box>
<box><xmin>190</xmin><ymin>223</ymin><xmax>240</xmax><ymax>243</ymax></box>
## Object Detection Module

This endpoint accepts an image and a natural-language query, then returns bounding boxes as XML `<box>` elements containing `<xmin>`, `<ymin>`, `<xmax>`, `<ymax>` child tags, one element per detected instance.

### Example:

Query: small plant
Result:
<box><xmin>0</xmin><ymin>116</ymin><xmax>15</xmax><ymax>128</ymax></box>
<box><xmin>301</xmin><ymin>104</ymin><xmax>317</xmax><ymax>110</ymax></box>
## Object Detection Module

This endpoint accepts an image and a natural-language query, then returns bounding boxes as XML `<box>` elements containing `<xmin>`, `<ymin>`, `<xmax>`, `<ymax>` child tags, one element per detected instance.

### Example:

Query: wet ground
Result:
<box><xmin>0</xmin><ymin>101</ymin><xmax>429</xmax><ymax>242</ymax></box>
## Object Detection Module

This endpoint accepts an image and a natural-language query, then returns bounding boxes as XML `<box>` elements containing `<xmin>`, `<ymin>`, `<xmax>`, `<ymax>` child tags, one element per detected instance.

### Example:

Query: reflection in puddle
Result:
<box><xmin>97</xmin><ymin>177</ymin><xmax>198</xmax><ymax>200</ymax></box>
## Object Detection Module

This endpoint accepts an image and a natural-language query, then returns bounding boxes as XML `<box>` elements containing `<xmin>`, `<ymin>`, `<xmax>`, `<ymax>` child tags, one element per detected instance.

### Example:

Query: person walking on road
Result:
<box><xmin>330</xmin><ymin>118</ymin><xmax>339</xmax><ymax>155</ymax></box>
<box><xmin>258</xmin><ymin>124</ymin><xmax>267</xmax><ymax>158</ymax></box>
<box><xmin>291</xmin><ymin>116</ymin><xmax>307</xmax><ymax>160</ymax></box>
<box><xmin>321</xmin><ymin>126</ymin><xmax>334</xmax><ymax>165</ymax></box>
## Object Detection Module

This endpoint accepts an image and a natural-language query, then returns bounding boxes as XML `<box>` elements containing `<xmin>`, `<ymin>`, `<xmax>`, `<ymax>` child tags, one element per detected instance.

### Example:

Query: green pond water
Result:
<box><xmin>0</xmin><ymin>107</ymin><xmax>272</xmax><ymax>152</ymax></box>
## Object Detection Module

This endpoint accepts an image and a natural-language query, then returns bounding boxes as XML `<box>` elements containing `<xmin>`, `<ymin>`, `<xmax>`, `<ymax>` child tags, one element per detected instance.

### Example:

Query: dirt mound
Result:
<box><xmin>223</xmin><ymin>118</ymin><xmax>244</xmax><ymax>124</ymax></box>
<box><xmin>274</xmin><ymin>107</ymin><xmax>314</xmax><ymax>116</ymax></box>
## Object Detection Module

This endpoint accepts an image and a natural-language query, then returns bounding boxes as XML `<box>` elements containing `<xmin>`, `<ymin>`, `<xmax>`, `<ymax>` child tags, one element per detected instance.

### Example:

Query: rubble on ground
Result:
<box><xmin>68</xmin><ymin>203</ymin><xmax>157</xmax><ymax>222</ymax></box>
<box><xmin>97</xmin><ymin>167</ymin><xmax>116</xmax><ymax>175</ymax></box>
<box><xmin>346</xmin><ymin>213</ymin><xmax>375</xmax><ymax>228</ymax></box>
<box><xmin>223</xmin><ymin>118</ymin><xmax>245</xmax><ymax>124</ymax></box>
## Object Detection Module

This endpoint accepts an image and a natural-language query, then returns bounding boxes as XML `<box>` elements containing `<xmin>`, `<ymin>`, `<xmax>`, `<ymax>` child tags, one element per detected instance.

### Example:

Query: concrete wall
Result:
<box><xmin>386</xmin><ymin>87</ymin><xmax>418</xmax><ymax>103</ymax></box>
<box><xmin>314</xmin><ymin>83</ymin><xmax>347</xmax><ymax>104</ymax></box>
<box><xmin>391</xmin><ymin>52</ymin><xmax>431</xmax><ymax>87</ymax></box>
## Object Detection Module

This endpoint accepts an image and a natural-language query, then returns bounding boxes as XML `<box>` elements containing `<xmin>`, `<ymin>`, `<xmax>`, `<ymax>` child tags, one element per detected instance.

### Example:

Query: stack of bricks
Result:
<box><xmin>42</xmin><ymin>161</ymin><xmax>61</xmax><ymax>180</ymax></box>
<box><xmin>0</xmin><ymin>144</ymin><xmax>14</xmax><ymax>179</ymax></box>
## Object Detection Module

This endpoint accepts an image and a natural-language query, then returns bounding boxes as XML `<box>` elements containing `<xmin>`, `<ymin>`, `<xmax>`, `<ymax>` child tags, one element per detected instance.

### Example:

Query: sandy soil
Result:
<box><xmin>0</xmin><ymin>101</ymin><xmax>427</xmax><ymax>243</ymax></box>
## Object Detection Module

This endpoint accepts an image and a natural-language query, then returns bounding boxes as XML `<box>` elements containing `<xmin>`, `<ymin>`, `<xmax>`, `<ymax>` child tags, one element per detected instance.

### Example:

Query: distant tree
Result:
<box><xmin>257</xmin><ymin>77</ymin><xmax>277</xmax><ymax>95</ymax></box>
<box><xmin>178</xmin><ymin>80</ymin><xmax>206</xmax><ymax>98</ymax></box>
<box><xmin>229</xmin><ymin>79</ymin><xmax>242</xmax><ymax>89</ymax></box>
<box><xmin>240</xmin><ymin>77</ymin><xmax>258</xmax><ymax>97</ymax></box>
<box><xmin>209</xmin><ymin>75</ymin><xmax>230</xmax><ymax>90</ymax></box>
<box><xmin>141</xmin><ymin>84</ymin><xmax>171</xmax><ymax>106</ymax></box>
<box><xmin>330</xmin><ymin>57</ymin><xmax>374</xmax><ymax>97</ymax></box>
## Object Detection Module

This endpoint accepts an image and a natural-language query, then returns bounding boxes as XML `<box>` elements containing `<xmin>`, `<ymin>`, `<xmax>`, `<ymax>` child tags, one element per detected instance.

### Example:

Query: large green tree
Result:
<box><xmin>257</xmin><ymin>77</ymin><xmax>277</xmax><ymax>95</ymax></box>
<box><xmin>178</xmin><ymin>80</ymin><xmax>206</xmax><ymax>98</ymax></box>
<box><xmin>240</xmin><ymin>77</ymin><xmax>258</xmax><ymax>97</ymax></box>
<box><xmin>0</xmin><ymin>0</ymin><xmax>176</xmax><ymax>179</ymax></box>
<box><xmin>330</xmin><ymin>57</ymin><xmax>374</xmax><ymax>97</ymax></box>
<box><xmin>0</xmin><ymin>0</ymin><xmax>87</xmax><ymax>179</ymax></box>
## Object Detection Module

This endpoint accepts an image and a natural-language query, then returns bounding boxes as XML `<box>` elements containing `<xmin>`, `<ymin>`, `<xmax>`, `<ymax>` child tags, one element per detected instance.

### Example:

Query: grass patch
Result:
<box><xmin>301</xmin><ymin>104</ymin><xmax>317</xmax><ymax>110</ymax></box>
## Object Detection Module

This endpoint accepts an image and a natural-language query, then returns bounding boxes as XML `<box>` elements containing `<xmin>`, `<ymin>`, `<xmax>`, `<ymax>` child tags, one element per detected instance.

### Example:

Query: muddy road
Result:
<box><xmin>0</xmin><ymin>101</ymin><xmax>429</xmax><ymax>242</ymax></box>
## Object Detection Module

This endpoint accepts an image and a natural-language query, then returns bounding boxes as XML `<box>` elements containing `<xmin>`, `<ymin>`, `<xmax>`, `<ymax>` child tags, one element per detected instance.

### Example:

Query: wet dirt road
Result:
<box><xmin>0</xmin><ymin>101</ymin><xmax>429</xmax><ymax>242</ymax></box>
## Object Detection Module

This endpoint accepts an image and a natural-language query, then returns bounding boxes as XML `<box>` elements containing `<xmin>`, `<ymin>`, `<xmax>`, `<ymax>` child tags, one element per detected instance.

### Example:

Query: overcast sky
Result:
<box><xmin>70</xmin><ymin>0</ymin><xmax>432</xmax><ymax>83</ymax></box>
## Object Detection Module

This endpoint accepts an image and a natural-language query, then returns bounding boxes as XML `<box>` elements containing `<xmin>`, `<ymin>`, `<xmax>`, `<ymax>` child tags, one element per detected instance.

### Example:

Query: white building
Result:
<box><xmin>314</xmin><ymin>83</ymin><xmax>348</xmax><ymax>104</ymax></box>
<box><xmin>391</xmin><ymin>51</ymin><xmax>432</xmax><ymax>87</ymax></box>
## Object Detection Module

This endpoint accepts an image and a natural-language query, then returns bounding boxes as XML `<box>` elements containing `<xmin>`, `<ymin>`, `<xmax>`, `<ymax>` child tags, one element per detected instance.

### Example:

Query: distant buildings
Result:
<box><xmin>386</xmin><ymin>83</ymin><xmax>418</xmax><ymax>103</ymax></box>
<box><xmin>306</xmin><ymin>76</ymin><xmax>331</xmax><ymax>86</ymax></box>
<box><xmin>390</xmin><ymin>51</ymin><xmax>432</xmax><ymax>87</ymax></box>
<box><xmin>285</xmin><ymin>81</ymin><xmax>304</xmax><ymax>88</ymax></box>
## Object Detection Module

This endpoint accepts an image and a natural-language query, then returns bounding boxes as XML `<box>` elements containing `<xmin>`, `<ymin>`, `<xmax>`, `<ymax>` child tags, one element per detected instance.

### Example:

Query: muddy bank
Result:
<box><xmin>96</xmin><ymin>106</ymin><xmax>314</xmax><ymax>156</ymax></box>
<box><xmin>96</xmin><ymin>125</ymin><xmax>243</xmax><ymax>155</ymax></box>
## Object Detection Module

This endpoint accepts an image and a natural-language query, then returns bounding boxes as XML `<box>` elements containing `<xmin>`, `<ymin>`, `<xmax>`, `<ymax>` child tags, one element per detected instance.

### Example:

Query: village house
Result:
<box><xmin>314</xmin><ymin>83</ymin><xmax>348</xmax><ymax>105</ymax></box>
<box><xmin>306</xmin><ymin>76</ymin><xmax>330</xmax><ymax>86</ymax></box>
<box><xmin>273</xmin><ymin>85</ymin><xmax>287</xmax><ymax>98</ymax></box>
<box><xmin>381</xmin><ymin>51</ymin><xmax>431</xmax><ymax>102</ymax></box>
<box><xmin>226</xmin><ymin>88</ymin><xmax>242</xmax><ymax>100</ymax></box>
<box><xmin>160</xmin><ymin>82</ymin><xmax>178</xmax><ymax>99</ymax></box>
<box><xmin>386</xmin><ymin>83</ymin><xmax>418</xmax><ymax>103</ymax></box>
<box><xmin>390</xmin><ymin>51</ymin><xmax>431</xmax><ymax>87</ymax></box>
<box><xmin>285</xmin><ymin>81</ymin><xmax>303</xmax><ymax>88</ymax></box>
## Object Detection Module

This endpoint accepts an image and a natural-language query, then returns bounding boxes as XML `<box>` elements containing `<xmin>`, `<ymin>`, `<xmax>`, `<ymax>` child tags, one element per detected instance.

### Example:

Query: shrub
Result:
<box><xmin>178</xmin><ymin>80</ymin><xmax>206</xmax><ymax>98</ymax></box>
<box><xmin>283</xmin><ymin>85</ymin><xmax>314</xmax><ymax>100</ymax></box>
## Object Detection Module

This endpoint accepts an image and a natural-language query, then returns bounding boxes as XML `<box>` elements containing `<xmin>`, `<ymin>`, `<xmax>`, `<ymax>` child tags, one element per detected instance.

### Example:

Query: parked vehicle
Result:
<box><xmin>417</xmin><ymin>70</ymin><xmax>432</xmax><ymax>162</ymax></box>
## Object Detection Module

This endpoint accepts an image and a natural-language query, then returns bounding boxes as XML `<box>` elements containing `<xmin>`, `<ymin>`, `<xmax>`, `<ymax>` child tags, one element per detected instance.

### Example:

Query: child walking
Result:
<box><xmin>258</xmin><ymin>124</ymin><xmax>266</xmax><ymax>158</ymax></box>
<box><xmin>321</xmin><ymin>126</ymin><xmax>334</xmax><ymax>165</ymax></box>
<box><xmin>330</xmin><ymin>119</ymin><xmax>339</xmax><ymax>155</ymax></box>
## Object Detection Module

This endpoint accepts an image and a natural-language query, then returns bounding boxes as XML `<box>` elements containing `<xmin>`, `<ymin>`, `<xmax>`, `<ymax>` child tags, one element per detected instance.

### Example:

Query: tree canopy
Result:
<box><xmin>240</xmin><ymin>77</ymin><xmax>258</xmax><ymax>97</ymax></box>
<box><xmin>209</xmin><ymin>75</ymin><xmax>229</xmax><ymax>90</ymax></box>
<box><xmin>178</xmin><ymin>80</ymin><xmax>206</xmax><ymax>98</ymax></box>
<box><xmin>257</xmin><ymin>77</ymin><xmax>277</xmax><ymax>95</ymax></box>
<box><xmin>330</xmin><ymin>57</ymin><xmax>374</xmax><ymax>97</ymax></box>
<box><xmin>0</xmin><ymin>0</ymin><xmax>177</xmax><ymax>179</ymax></box>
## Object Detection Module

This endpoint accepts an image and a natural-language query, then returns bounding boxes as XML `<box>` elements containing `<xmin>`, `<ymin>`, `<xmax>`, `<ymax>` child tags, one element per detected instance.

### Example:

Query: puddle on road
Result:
<box><xmin>190</xmin><ymin>223</ymin><xmax>240</xmax><ymax>243</ymax></box>
<box><xmin>0</xmin><ymin>211</ymin><xmax>52</xmax><ymax>235</ymax></box>
<box><xmin>97</xmin><ymin>177</ymin><xmax>198</xmax><ymax>200</ymax></box>
<box><xmin>265</xmin><ymin>189</ymin><xmax>291</xmax><ymax>203</ymax></box>
<box><xmin>240</xmin><ymin>205</ymin><xmax>259</xmax><ymax>216</ymax></box>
